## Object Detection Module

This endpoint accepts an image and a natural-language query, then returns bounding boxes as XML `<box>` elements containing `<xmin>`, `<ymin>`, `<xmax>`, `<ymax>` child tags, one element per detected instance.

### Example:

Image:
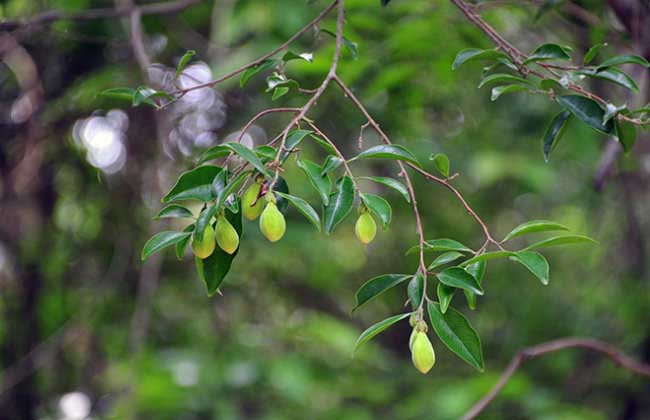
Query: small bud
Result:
<box><xmin>259</xmin><ymin>199</ymin><xmax>286</xmax><ymax>242</ymax></box>
<box><xmin>242</xmin><ymin>182</ymin><xmax>264</xmax><ymax>221</ymax></box>
<box><xmin>191</xmin><ymin>225</ymin><xmax>216</xmax><ymax>259</ymax></box>
<box><xmin>411</xmin><ymin>332</ymin><xmax>435</xmax><ymax>374</ymax></box>
<box><xmin>215</xmin><ymin>214</ymin><xmax>239</xmax><ymax>255</ymax></box>
<box><xmin>355</xmin><ymin>213</ymin><xmax>377</xmax><ymax>244</ymax></box>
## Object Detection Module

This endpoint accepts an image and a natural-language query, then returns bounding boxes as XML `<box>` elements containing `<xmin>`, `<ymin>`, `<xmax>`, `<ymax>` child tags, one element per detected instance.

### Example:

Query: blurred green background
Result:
<box><xmin>1</xmin><ymin>0</ymin><xmax>649</xmax><ymax>419</ymax></box>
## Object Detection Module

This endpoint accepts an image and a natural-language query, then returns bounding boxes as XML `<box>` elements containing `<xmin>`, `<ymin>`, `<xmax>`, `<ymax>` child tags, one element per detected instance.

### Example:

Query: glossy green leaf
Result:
<box><xmin>272</xmin><ymin>86</ymin><xmax>290</xmax><ymax>100</ymax></box>
<box><xmin>308</xmin><ymin>134</ymin><xmax>337</xmax><ymax>155</ymax></box>
<box><xmin>98</xmin><ymin>87</ymin><xmax>135</xmax><ymax>102</ymax></box>
<box><xmin>240</xmin><ymin>59</ymin><xmax>275</xmax><ymax>87</ymax></box>
<box><xmin>281</xmin><ymin>130</ymin><xmax>313</xmax><ymax>162</ymax></box>
<box><xmin>273</xmin><ymin>176</ymin><xmax>291</xmax><ymax>214</ymax></box>
<box><xmin>503</xmin><ymin>220</ymin><xmax>570</xmax><ymax>241</ymax></box>
<box><xmin>522</xmin><ymin>234</ymin><xmax>596</xmax><ymax>251</ymax></box>
<box><xmin>437</xmin><ymin>284</ymin><xmax>456</xmax><ymax>314</ymax></box>
<box><xmin>428</xmin><ymin>251</ymin><xmax>464</xmax><ymax>270</ymax></box>
<box><xmin>430</xmin><ymin>153</ymin><xmax>450</xmax><ymax>177</ymax></box>
<box><xmin>576</xmin><ymin>68</ymin><xmax>638</xmax><ymax>92</ymax></box>
<box><xmin>407</xmin><ymin>238</ymin><xmax>473</xmax><ymax>255</ymax></box>
<box><xmin>154</xmin><ymin>204</ymin><xmax>193</xmax><ymax>219</ymax></box>
<box><xmin>524</xmin><ymin>43</ymin><xmax>571</xmax><ymax>64</ymax></box>
<box><xmin>194</xmin><ymin>205</ymin><xmax>219</xmax><ymax>242</ymax></box>
<box><xmin>197</xmin><ymin>145</ymin><xmax>231</xmax><ymax>164</ymax></box>
<box><xmin>353</xmin><ymin>144</ymin><xmax>421</xmax><ymax>167</ymax></box>
<box><xmin>359</xmin><ymin>176</ymin><xmax>410</xmax><ymax>203</ymax></box>
<box><xmin>584</xmin><ymin>43</ymin><xmax>607</xmax><ymax>64</ymax></box>
<box><xmin>215</xmin><ymin>171</ymin><xmax>250</xmax><ymax>211</ymax></box>
<box><xmin>460</xmin><ymin>251</ymin><xmax>515</xmax><ymax>266</ymax></box>
<box><xmin>282</xmin><ymin>51</ymin><xmax>313</xmax><ymax>63</ymax></box>
<box><xmin>361</xmin><ymin>193</ymin><xmax>391</xmax><ymax>229</ymax></box>
<box><xmin>132</xmin><ymin>87</ymin><xmax>171</xmax><ymax>107</ymax></box>
<box><xmin>597</xmin><ymin>54</ymin><xmax>650</xmax><ymax>70</ymax></box>
<box><xmin>542</xmin><ymin>110</ymin><xmax>572</xmax><ymax>162</ymax></box>
<box><xmin>175</xmin><ymin>223</ymin><xmax>194</xmax><ymax>260</ymax></box>
<box><xmin>428</xmin><ymin>302</ymin><xmax>484</xmax><ymax>371</ymax></box>
<box><xmin>142</xmin><ymin>231</ymin><xmax>192</xmax><ymax>261</ymax></box>
<box><xmin>162</xmin><ymin>165</ymin><xmax>223</xmax><ymax>203</ymax></box>
<box><xmin>225</xmin><ymin>143</ymin><xmax>272</xmax><ymax>178</ymax></box>
<box><xmin>254</xmin><ymin>145</ymin><xmax>277</xmax><ymax>160</ymax></box>
<box><xmin>615</xmin><ymin>119</ymin><xmax>636</xmax><ymax>153</ymax></box>
<box><xmin>437</xmin><ymin>267</ymin><xmax>484</xmax><ymax>295</ymax></box>
<box><xmin>452</xmin><ymin>48</ymin><xmax>508</xmax><ymax>70</ymax></box>
<box><xmin>491</xmin><ymin>84</ymin><xmax>529</xmax><ymax>101</ymax></box>
<box><xmin>275</xmin><ymin>192</ymin><xmax>321</xmax><ymax>232</ymax></box>
<box><xmin>321</xmin><ymin>29</ymin><xmax>358</xmax><ymax>59</ymax></box>
<box><xmin>321</xmin><ymin>155</ymin><xmax>343</xmax><ymax>176</ymax></box>
<box><xmin>297</xmin><ymin>159</ymin><xmax>331</xmax><ymax>206</ymax></box>
<box><xmin>323</xmin><ymin>176</ymin><xmax>354</xmax><ymax>234</ymax></box>
<box><xmin>510</xmin><ymin>251</ymin><xmax>549</xmax><ymax>285</ymax></box>
<box><xmin>556</xmin><ymin>95</ymin><xmax>614</xmax><ymax>134</ymax></box>
<box><xmin>407</xmin><ymin>271</ymin><xmax>425</xmax><ymax>310</ymax></box>
<box><xmin>175</xmin><ymin>50</ymin><xmax>196</xmax><ymax>79</ymax></box>
<box><xmin>354</xmin><ymin>313</ymin><xmax>411</xmax><ymax>354</ymax></box>
<box><xmin>464</xmin><ymin>261</ymin><xmax>486</xmax><ymax>310</ymax></box>
<box><xmin>353</xmin><ymin>274</ymin><xmax>411</xmax><ymax>312</ymax></box>
<box><xmin>478</xmin><ymin>73</ymin><xmax>534</xmax><ymax>89</ymax></box>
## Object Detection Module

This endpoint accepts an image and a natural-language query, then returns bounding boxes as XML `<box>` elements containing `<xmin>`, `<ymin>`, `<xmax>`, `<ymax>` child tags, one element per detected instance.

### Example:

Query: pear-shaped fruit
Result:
<box><xmin>216</xmin><ymin>215</ymin><xmax>239</xmax><ymax>255</ymax></box>
<box><xmin>242</xmin><ymin>182</ymin><xmax>264</xmax><ymax>221</ymax></box>
<box><xmin>355</xmin><ymin>213</ymin><xmax>377</xmax><ymax>244</ymax></box>
<box><xmin>191</xmin><ymin>225</ymin><xmax>216</xmax><ymax>259</ymax></box>
<box><xmin>260</xmin><ymin>201</ymin><xmax>286</xmax><ymax>242</ymax></box>
<box><xmin>411</xmin><ymin>332</ymin><xmax>435</xmax><ymax>374</ymax></box>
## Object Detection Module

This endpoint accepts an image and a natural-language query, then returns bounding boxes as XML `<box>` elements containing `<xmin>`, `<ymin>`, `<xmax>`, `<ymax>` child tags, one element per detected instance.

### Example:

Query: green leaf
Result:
<box><xmin>254</xmin><ymin>145</ymin><xmax>277</xmax><ymax>160</ymax></box>
<box><xmin>437</xmin><ymin>267</ymin><xmax>484</xmax><ymax>295</ymax></box>
<box><xmin>297</xmin><ymin>159</ymin><xmax>332</xmax><ymax>206</ymax></box>
<box><xmin>275</xmin><ymin>192</ymin><xmax>321</xmax><ymax>232</ymax></box>
<box><xmin>240</xmin><ymin>59</ymin><xmax>275</xmax><ymax>87</ymax></box>
<box><xmin>522</xmin><ymin>234</ymin><xmax>596</xmax><ymax>251</ymax></box>
<box><xmin>615</xmin><ymin>119</ymin><xmax>637</xmax><ymax>153</ymax></box>
<box><xmin>491</xmin><ymin>84</ymin><xmax>529</xmax><ymax>101</ymax></box>
<box><xmin>509</xmin><ymin>251</ymin><xmax>549</xmax><ymax>285</ymax></box>
<box><xmin>407</xmin><ymin>271</ymin><xmax>425</xmax><ymax>310</ymax></box>
<box><xmin>132</xmin><ymin>87</ymin><xmax>171</xmax><ymax>107</ymax></box>
<box><xmin>353</xmin><ymin>274</ymin><xmax>411</xmax><ymax>312</ymax></box>
<box><xmin>430</xmin><ymin>153</ymin><xmax>450</xmax><ymax>177</ymax></box>
<box><xmin>162</xmin><ymin>165</ymin><xmax>223</xmax><ymax>203</ymax></box>
<box><xmin>556</xmin><ymin>95</ymin><xmax>614</xmax><ymax>134</ymax></box>
<box><xmin>428</xmin><ymin>302</ymin><xmax>484</xmax><ymax>371</ymax></box>
<box><xmin>323</xmin><ymin>176</ymin><xmax>354</xmax><ymax>234</ymax></box>
<box><xmin>197</xmin><ymin>145</ymin><xmax>231</xmax><ymax>164</ymax></box>
<box><xmin>437</xmin><ymin>284</ymin><xmax>456</xmax><ymax>314</ymax></box>
<box><xmin>407</xmin><ymin>238</ymin><xmax>473</xmax><ymax>255</ymax></box>
<box><xmin>321</xmin><ymin>155</ymin><xmax>343</xmax><ymax>176</ymax></box>
<box><xmin>524</xmin><ymin>43</ymin><xmax>571</xmax><ymax>64</ymax></box>
<box><xmin>359</xmin><ymin>176</ymin><xmax>410</xmax><ymax>203</ymax></box>
<box><xmin>353</xmin><ymin>144</ymin><xmax>420</xmax><ymax>167</ymax></box>
<box><xmin>215</xmin><ymin>171</ymin><xmax>250</xmax><ymax>211</ymax></box>
<box><xmin>154</xmin><ymin>204</ymin><xmax>193</xmax><ymax>219</ymax></box>
<box><xmin>478</xmin><ymin>73</ymin><xmax>534</xmax><ymax>89</ymax></box>
<box><xmin>321</xmin><ymin>29</ymin><xmax>358</xmax><ymax>59</ymax></box>
<box><xmin>428</xmin><ymin>251</ymin><xmax>465</xmax><ymax>270</ymax></box>
<box><xmin>576</xmin><ymin>68</ymin><xmax>638</xmax><ymax>92</ymax></box>
<box><xmin>282</xmin><ymin>51</ymin><xmax>313</xmax><ymax>63</ymax></box>
<box><xmin>597</xmin><ymin>54</ymin><xmax>650</xmax><ymax>70</ymax></box>
<box><xmin>503</xmin><ymin>220</ymin><xmax>570</xmax><ymax>241</ymax></box>
<box><xmin>464</xmin><ymin>261</ymin><xmax>486</xmax><ymax>310</ymax></box>
<box><xmin>194</xmin><ymin>205</ymin><xmax>219</xmax><ymax>242</ymax></box>
<box><xmin>361</xmin><ymin>193</ymin><xmax>392</xmax><ymax>229</ymax></box>
<box><xmin>225</xmin><ymin>143</ymin><xmax>273</xmax><ymax>178</ymax></box>
<box><xmin>98</xmin><ymin>87</ymin><xmax>135</xmax><ymax>102</ymax></box>
<box><xmin>460</xmin><ymin>251</ymin><xmax>515</xmax><ymax>266</ymax></box>
<box><xmin>175</xmin><ymin>50</ymin><xmax>196</xmax><ymax>79</ymax></box>
<box><xmin>584</xmin><ymin>43</ymin><xmax>607</xmax><ymax>64</ymax></box>
<box><xmin>176</xmin><ymin>224</ymin><xmax>194</xmax><ymax>260</ymax></box>
<box><xmin>308</xmin><ymin>134</ymin><xmax>337</xmax><ymax>155</ymax></box>
<box><xmin>281</xmin><ymin>129</ymin><xmax>313</xmax><ymax>162</ymax></box>
<box><xmin>452</xmin><ymin>48</ymin><xmax>508</xmax><ymax>70</ymax></box>
<box><xmin>353</xmin><ymin>313</ymin><xmax>411</xmax><ymax>354</ymax></box>
<box><xmin>542</xmin><ymin>110</ymin><xmax>571</xmax><ymax>162</ymax></box>
<box><xmin>273</xmin><ymin>176</ymin><xmax>290</xmax><ymax>214</ymax></box>
<box><xmin>272</xmin><ymin>86</ymin><xmax>290</xmax><ymax>100</ymax></box>
<box><xmin>142</xmin><ymin>231</ymin><xmax>192</xmax><ymax>261</ymax></box>
<box><xmin>195</xmin><ymin>206</ymin><xmax>242</xmax><ymax>296</ymax></box>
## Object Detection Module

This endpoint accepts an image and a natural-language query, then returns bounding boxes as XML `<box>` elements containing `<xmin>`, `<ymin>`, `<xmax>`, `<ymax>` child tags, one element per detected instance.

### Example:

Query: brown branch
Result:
<box><xmin>461</xmin><ymin>337</ymin><xmax>650</xmax><ymax>420</ymax></box>
<box><xmin>0</xmin><ymin>0</ymin><xmax>202</xmax><ymax>32</ymax></box>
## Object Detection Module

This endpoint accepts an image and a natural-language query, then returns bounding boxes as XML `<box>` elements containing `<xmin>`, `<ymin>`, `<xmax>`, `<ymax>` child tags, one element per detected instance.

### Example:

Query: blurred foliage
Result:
<box><xmin>0</xmin><ymin>0</ymin><xmax>649</xmax><ymax>419</ymax></box>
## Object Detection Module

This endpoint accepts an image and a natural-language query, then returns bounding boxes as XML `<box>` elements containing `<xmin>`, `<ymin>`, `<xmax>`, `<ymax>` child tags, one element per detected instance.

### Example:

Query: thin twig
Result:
<box><xmin>461</xmin><ymin>337</ymin><xmax>650</xmax><ymax>420</ymax></box>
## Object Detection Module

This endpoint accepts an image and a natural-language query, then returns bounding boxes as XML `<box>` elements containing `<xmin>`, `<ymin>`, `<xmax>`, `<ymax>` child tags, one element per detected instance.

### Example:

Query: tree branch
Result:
<box><xmin>461</xmin><ymin>337</ymin><xmax>650</xmax><ymax>420</ymax></box>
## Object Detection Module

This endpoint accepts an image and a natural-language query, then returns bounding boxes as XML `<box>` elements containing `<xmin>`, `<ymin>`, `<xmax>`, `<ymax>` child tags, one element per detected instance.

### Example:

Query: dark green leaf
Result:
<box><xmin>354</xmin><ymin>144</ymin><xmax>420</xmax><ymax>167</ymax></box>
<box><xmin>255</xmin><ymin>145</ymin><xmax>277</xmax><ymax>160</ymax></box>
<box><xmin>478</xmin><ymin>73</ymin><xmax>534</xmax><ymax>89</ymax></box>
<box><xmin>274</xmin><ymin>176</ymin><xmax>290</xmax><ymax>214</ymax></box>
<box><xmin>175</xmin><ymin>223</ymin><xmax>195</xmax><ymax>260</ymax></box>
<box><xmin>510</xmin><ymin>251</ymin><xmax>549</xmax><ymax>285</ymax></box>
<box><xmin>576</xmin><ymin>68</ymin><xmax>638</xmax><ymax>92</ymax></box>
<box><xmin>524</xmin><ymin>43</ymin><xmax>571</xmax><ymax>64</ymax></box>
<box><xmin>584</xmin><ymin>43</ymin><xmax>607</xmax><ymax>64</ymax></box>
<box><xmin>491</xmin><ymin>84</ymin><xmax>529</xmax><ymax>101</ymax></box>
<box><xmin>194</xmin><ymin>205</ymin><xmax>219</xmax><ymax>242</ymax></box>
<box><xmin>215</xmin><ymin>171</ymin><xmax>250</xmax><ymax>211</ymax></box>
<box><xmin>407</xmin><ymin>271</ymin><xmax>425</xmax><ymax>310</ymax></box>
<box><xmin>464</xmin><ymin>261</ymin><xmax>486</xmax><ymax>310</ymax></box>
<box><xmin>175</xmin><ymin>50</ymin><xmax>196</xmax><ymax>79</ymax></box>
<box><xmin>542</xmin><ymin>110</ymin><xmax>571</xmax><ymax>162</ymax></box>
<box><xmin>275</xmin><ymin>192</ymin><xmax>321</xmax><ymax>231</ymax></box>
<box><xmin>407</xmin><ymin>238</ymin><xmax>473</xmax><ymax>255</ymax></box>
<box><xmin>361</xmin><ymin>193</ymin><xmax>392</xmax><ymax>229</ymax></box>
<box><xmin>452</xmin><ymin>48</ymin><xmax>508</xmax><ymax>70</ymax></box>
<box><xmin>197</xmin><ymin>145</ymin><xmax>230</xmax><ymax>164</ymax></box>
<box><xmin>359</xmin><ymin>176</ymin><xmax>410</xmax><ymax>203</ymax></box>
<box><xmin>225</xmin><ymin>143</ymin><xmax>272</xmax><ymax>179</ymax></box>
<box><xmin>503</xmin><ymin>220</ymin><xmax>570</xmax><ymax>241</ymax></box>
<box><xmin>597</xmin><ymin>54</ymin><xmax>650</xmax><ymax>70</ymax></box>
<box><xmin>272</xmin><ymin>86</ymin><xmax>290</xmax><ymax>100</ymax></box>
<box><xmin>428</xmin><ymin>251</ymin><xmax>464</xmax><ymax>270</ymax></box>
<box><xmin>142</xmin><ymin>231</ymin><xmax>192</xmax><ymax>261</ymax></box>
<box><xmin>323</xmin><ymin>176</ymin><xmax>354</xmax><ymax>234</ymax></box>
<box><xmin>353</xmin><ymin>274</ymin><xmax>411</xmax><ymax>312</ymax></box>
<box><xmin>430</xmin><ymin>153</ymin><xmax>450</xmax><ymax>177</ymax></box>
<box><xmin>297</xmin><ymin>159</ymin><xmax>331</xmax><ymax>206</ymax></box>
<box><xmin>615</xmin><ymin>119</ymin><xmax>637</xmax><ymax>153</ymax></box>
<box><xmin>308</xmin><ymin>134</ymin><xmax>337</xmax><ymax>155</ymax></box>
<box><xmin>437</xmin><ymin>267</ymin><xmax>484</xmax><ymax>295</ymax></box>
<box><xmin>460</xmin><ymin>251</ymin><xmax>515</xmax><ymax>266</ymax></box>
<box><xmin>98</xmin><ymin>87</ymin><xmax>135</xmax><ymax>102</ymax></box>
<box><xmin>522</xmin><ymin>234</ymin><xmax>597</xmax><ymax>251</ymax></box>
<box><xmin>321</xmin><ymin>155</ymin><xmax>343</xmax><ymax>176</ymax></box>
<box><xmin>162</xmin><ymin>166</ymin><xmax>223</xmax><ymax>203</ymax></box>
<box><xmin>428</xmin><ymin>302</ymin><xmax>484</xmax><ymax>371</ymax></box>
<box><xmin>437</xmin><ymin>284</ymin><xmax>456</xmax><ymax>314</ymax></box>
<box><xmin>556</xmin><ymin>95</ymin><xmax>614</xmax><ymax>134</ymax></box>
<box><xmin>154</xmin><ymin>204</ymin><xmax>193</xmax><ymax>219</ymax></box>
<box><xmin>240</xmin><ymin>59</ymin><xmax>275</xmax><ymax>87</ymax></box>
<box><xmin>281</xmin><ymin>130</ymin><xmax>313</xmax><ymax>162</ymax></box>
<box><xmin>353</xmin><ymin>313</ymin><xmax>411</xmax><ymax>354</ymax></box>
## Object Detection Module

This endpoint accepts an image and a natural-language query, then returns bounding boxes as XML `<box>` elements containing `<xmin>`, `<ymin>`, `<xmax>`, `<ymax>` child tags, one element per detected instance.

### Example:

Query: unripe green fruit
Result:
<box><xmin>192</xmin><ymin>225</ymin><xmax>216</xmax><ymax>259</ymax></box>
<box><xmin>260</xmin><ymin>201</ymin><xmax>286</xmax><ymax>242</ymax></box>
<box><xmin>216</xmin><ymin>215</ymin><xmax>239</xmax><ymax>255</ymax></box>
<box><xmin>242</xmin><ymin>183</ymin><xmax>264</xmax><ymax>221</ymax></box>
<box><xmin>355</xmin><ymin>213</ymin><xmax>377</xmax><ymax>245</ymax></box>
<box><xmin>411</xmin><ymin>332</ymin><xmax>435</xmax><ymax>374</ymax></box>
<box><xmin>409</xmin><ymin>328</ymin><xmax>418</xmax><ymax>351</ymax></box>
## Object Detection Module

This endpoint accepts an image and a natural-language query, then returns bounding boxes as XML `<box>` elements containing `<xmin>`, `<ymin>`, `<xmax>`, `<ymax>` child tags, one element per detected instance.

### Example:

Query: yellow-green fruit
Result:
<box><xmin>411</xmin><ymin>332</ymin><xmax>436</xmax><ymax>374</ymax></box>
<box><xmin>215</xmin><ymin>215</ymin><xmax>239</xmax><ymax>255</ymax></box>
<box><xmin>242</xmin><ymin>183</ymin><xmax>264</xmax><ymax>221</ymax></box>
<box><xmin>259</xmin><ymin>201</ymin><xmax>286</xmax><ymax>242</ymax></box>
<box><xmin>355</xmin><ymin>213</ymin><xmax>377</xmax><ymax>244</ymax></box>
<box><xmin>191</xmin><ymin>225</ymin><xmax>216</xmax><ymax>259</ymax></box>
<box><xmin>409</xmin><ymin>328</ymin><xmax>418</xmax><ymax>351</ymax></box>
